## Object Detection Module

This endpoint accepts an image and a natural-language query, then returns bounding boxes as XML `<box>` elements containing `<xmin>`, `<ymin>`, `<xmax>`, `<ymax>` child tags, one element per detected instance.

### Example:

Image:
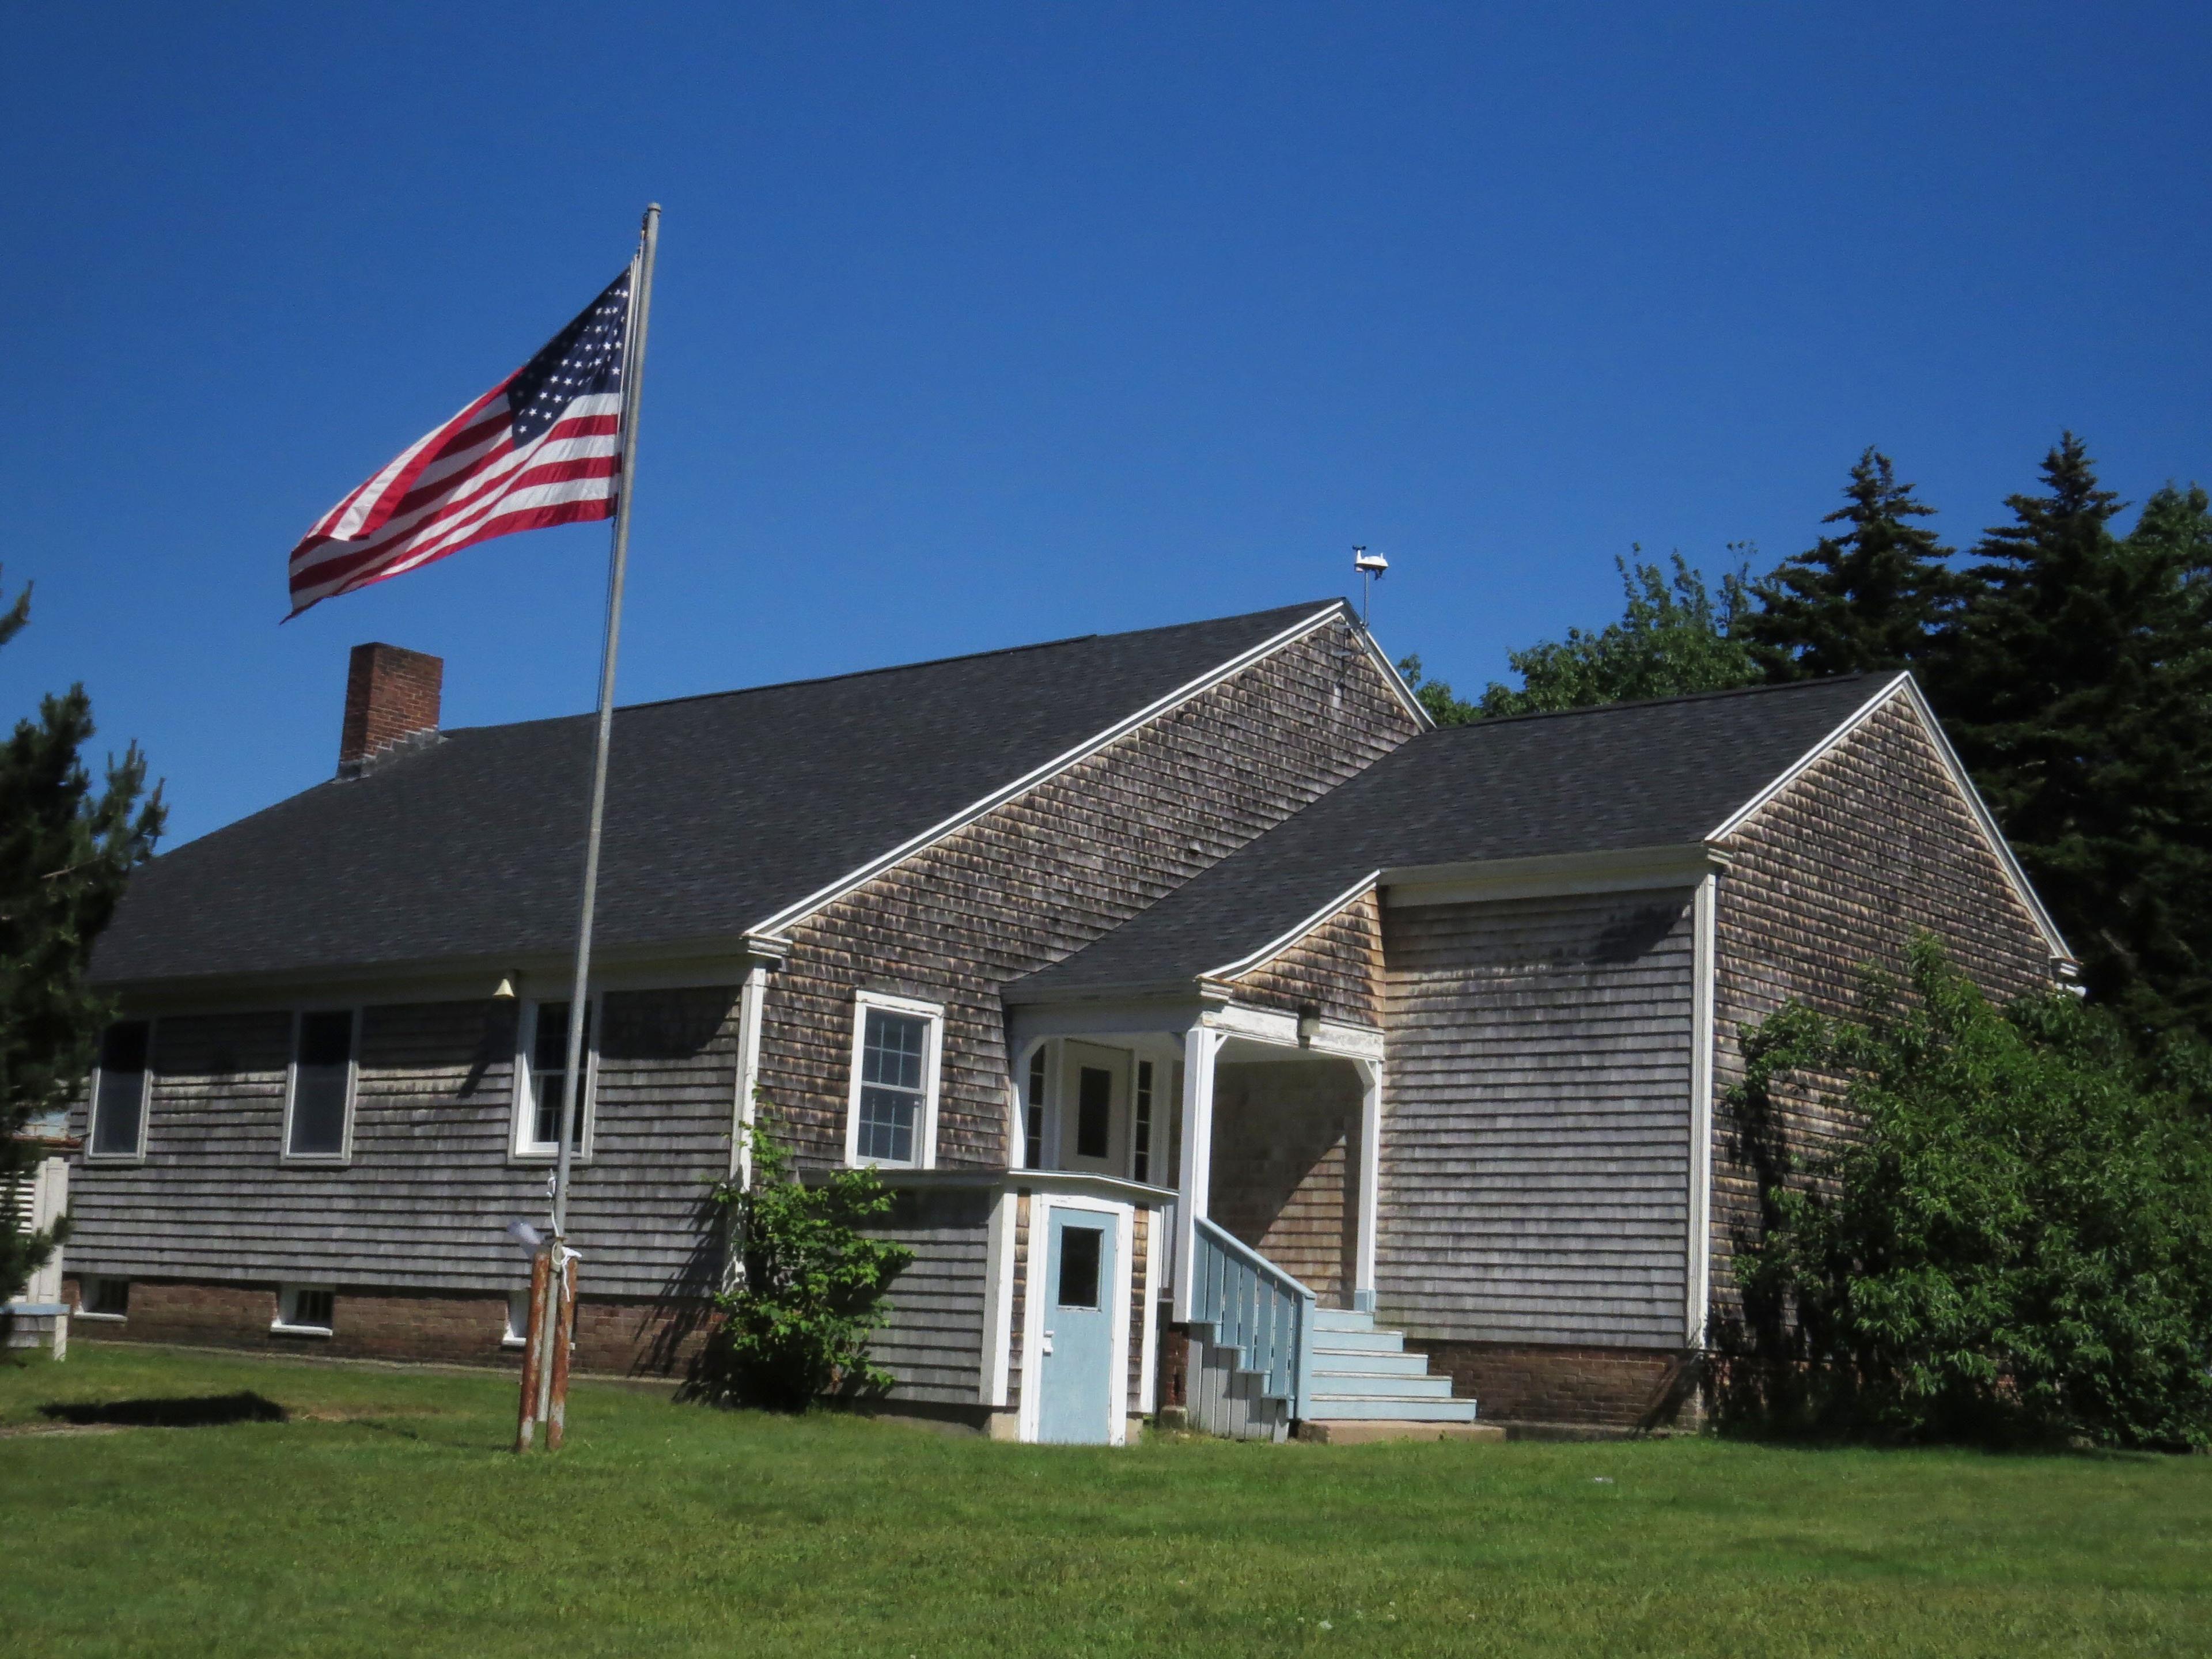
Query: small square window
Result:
<box><xmin>1057</xmin><ymin>1226</ymin><xmax>1104</xmax><ymax>1310</ymax></box>
<box><xmin>275</xmin><ymin>1285</ymin><xmax>335</xmax><ymax>1334</ymax></box>
<box><xmin>82</xmin><ymin>1277</ymin><xmax>130</xmax><ymax>1317</ymax></box>
<box><xmin>505</xmin><ymin>1290</ymin><xmax>531</xmax><ymax>1347</ymax></box>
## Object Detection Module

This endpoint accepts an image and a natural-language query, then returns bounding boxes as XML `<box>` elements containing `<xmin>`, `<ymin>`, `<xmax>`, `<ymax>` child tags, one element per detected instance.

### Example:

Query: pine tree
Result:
<box><xmin>0</xmin><ymin>571</ymin><xmax>165</xmax><ymax>1302</ymax></box>
<box><xmin>1745</xmin><ymin>448</ymin><xmax>1961</xmax><ymax>680</ymax></box>
<box><xmin>1930</xmin><ymin>437</ymin><xmax>2212</xmax><ymax>1041</ymax></box>
<box><xmin>1476</xmin><ymin>552</ymin><xmax>1763</xmax><ymax>717</ymax></box>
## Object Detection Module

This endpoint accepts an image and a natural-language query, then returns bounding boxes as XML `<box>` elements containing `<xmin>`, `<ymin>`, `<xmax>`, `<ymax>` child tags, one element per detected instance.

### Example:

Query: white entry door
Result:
<box><xmin>1058</xmin><ymin>1041</ymin><xmax>1130</xmax><ymax>1177</ymax></box>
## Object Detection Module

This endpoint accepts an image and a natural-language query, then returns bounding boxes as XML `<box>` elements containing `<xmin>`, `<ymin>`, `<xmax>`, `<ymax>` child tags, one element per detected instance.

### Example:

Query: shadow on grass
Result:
<box><xmin>40</xmin><ymin>1391</ymin><xmax>289</xmax><ymax>1429</ymax></box>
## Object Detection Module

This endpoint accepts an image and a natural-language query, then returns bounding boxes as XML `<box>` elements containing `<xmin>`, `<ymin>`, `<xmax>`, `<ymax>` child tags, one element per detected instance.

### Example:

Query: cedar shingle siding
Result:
<box><xmin>756</xmin><ymin>616</ymin><xmax>1418</xmax><ymax>1167</ymax></box>
<box><xmin>1378</xmin><ymin>889</ymin><xmax>1698</xmax><ymax>1349</ymax></box>
<box><xmin>1708</xmin><ymin>691</ymin><xmax>2058</xmax><ymax>1321</ymax></box>
<box><xmin>67</xmin><ymin>988</ymin><xmax>741</xmax><ymax>1301</ymax></box>
<box><xmin>1225</xmin><ymin>889</ymin><xmax>1385</xmax><ymax>1027</ymax></box>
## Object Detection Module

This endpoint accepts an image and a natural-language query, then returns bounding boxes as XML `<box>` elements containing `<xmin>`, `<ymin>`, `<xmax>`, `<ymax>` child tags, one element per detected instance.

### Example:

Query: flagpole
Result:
<box><xmin>529</xmin><ymin>202</ymin><xmax>660</xmax><ymax>1448</ymax></box>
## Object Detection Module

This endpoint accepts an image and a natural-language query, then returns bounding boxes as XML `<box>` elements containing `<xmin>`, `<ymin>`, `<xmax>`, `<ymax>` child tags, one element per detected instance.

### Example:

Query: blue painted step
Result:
<box><xmin>1302</xmin><ymin>1308</ymin><xmax>1479</xmax><ymax>1426</ymax></box>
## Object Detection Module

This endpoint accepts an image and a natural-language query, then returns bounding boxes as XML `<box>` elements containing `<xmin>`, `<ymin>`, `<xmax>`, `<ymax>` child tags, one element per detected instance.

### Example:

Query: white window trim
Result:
<box><xmin>281</xmin><ymin>1007</ymin><xmax>361</xmax><ymax>1165</ymax></box>
<box><xmin>84</xmin><ymin>1018</ymin><xmax>156</xmax><ymax>1165</ymax></box>
<box><xmin>843</xmin><ymin>988</ymin><xmax>944</xmax><ymax>1171</ymax></box>
<box><xmin>510</xmin><ymin>994</ymin><xmax>603</xmax><ymax>1162</ymax></box>
<box><xmin>272</xmin><ymin>1283</ymin><xmax>336</xmax><ymax>1337</ymax></box>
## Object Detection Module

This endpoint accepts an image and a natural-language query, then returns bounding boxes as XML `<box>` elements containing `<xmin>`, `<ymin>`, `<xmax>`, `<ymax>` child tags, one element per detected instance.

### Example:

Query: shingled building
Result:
<box><xmin>64</xmin><ymin>600</ymin><xmax>2069</xmax><ymax>1440</ymax></box>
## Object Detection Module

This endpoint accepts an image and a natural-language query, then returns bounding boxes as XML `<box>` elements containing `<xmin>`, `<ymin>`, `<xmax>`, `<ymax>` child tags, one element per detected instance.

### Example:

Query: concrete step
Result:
<box><xmin>1310</xmin><ymin>1346</ymin><xmax>1429</xmax><ymax>1377</ymax></box>
<box><xmin>1302</xmin><ymin>1393</ymin><xmax>1482</xmax><ymax>1422</ymax></box>
<box><xmin>1297</xmin><ymin>1419</ymin><xmax>1505</xmax><ymax>1445</ymax></box>
<box><xmin>1309</xmin><ymin>1328</ymin><xmax>1404</xmax><ymax>1355</ymax></box>
<box><xmin>1308</xmin><ymin>1370</ymin><xmax>1456</xmax><ymax>1400</ymax></box>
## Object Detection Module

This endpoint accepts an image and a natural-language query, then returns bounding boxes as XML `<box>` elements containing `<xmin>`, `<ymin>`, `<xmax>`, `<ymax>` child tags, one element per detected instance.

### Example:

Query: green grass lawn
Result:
<box><xmin>4</xmin><ymin>1343</ymin><xmax>2210</xmax><ymax>1657</ymax></box>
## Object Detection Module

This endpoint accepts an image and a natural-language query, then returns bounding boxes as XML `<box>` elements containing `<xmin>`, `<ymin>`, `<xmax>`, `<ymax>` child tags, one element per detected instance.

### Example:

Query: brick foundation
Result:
<box><xmin>1405</xmin><ymin>1338</ymin><xmax>1703</xmax><ymax>1430</ymax></box>
<box><xmin>60</xmin><ymin>1275</ymin><xmax>710</xmax><ymax>1376</ymax></box>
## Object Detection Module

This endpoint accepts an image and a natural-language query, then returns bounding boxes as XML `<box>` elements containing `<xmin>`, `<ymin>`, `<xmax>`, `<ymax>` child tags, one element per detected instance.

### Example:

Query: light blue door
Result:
<box><xmin>1037</xmin><ymin>1209</ymin><xmax>1119</xmax><ymax>1445</ymax></box>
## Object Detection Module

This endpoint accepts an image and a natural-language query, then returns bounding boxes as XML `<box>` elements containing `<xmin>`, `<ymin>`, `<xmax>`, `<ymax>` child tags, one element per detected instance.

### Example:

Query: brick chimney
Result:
<box><xmin>339</xmin><ymin>643</ymin><xmax>443</xmax><ymax>777</ymax></box>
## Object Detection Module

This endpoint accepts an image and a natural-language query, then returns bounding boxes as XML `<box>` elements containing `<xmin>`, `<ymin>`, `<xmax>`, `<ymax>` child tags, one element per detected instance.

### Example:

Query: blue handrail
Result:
<box><xmin>1189</xmin><ymin>1217</ymin><xmax>1317</xmax><ymax>1418</ymax></box>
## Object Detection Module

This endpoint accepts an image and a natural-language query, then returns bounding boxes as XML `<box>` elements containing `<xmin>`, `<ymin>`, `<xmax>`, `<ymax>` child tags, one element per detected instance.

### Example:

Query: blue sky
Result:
<box><xmin>4</xmin><ymin>3</ymin><xmax>2207</xmax><ymax>847</ymax></box>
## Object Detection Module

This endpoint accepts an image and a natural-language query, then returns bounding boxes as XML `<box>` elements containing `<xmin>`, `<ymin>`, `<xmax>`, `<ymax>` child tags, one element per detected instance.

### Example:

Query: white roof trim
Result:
<box><xmin>1351</xmin><ymin>623</ymin><xmax>1435</xmax><ymax>730</ymax></box>
<box><xmin>1706</xmin><ymin>672</ymin><xmax>2074</xmax><ymax>964</ymax></box>
<box><xmin>747</xmin><ymin>603</ymin><xmax>1377</xmax><ymax>938</ymax></box>
<box><xmin>1199</xmin><ymin>870</ymin><xmax>1380</xmax><ymax>983</ymax></box>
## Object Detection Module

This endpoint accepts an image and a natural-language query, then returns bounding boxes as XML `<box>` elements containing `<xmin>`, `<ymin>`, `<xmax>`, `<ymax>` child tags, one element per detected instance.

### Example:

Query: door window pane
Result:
<box><xmin>1076</xmin><ymin>1067</ymin><xmax>1112</xmax><ymax>1160</ymax></box>
<box><xmin>1057</xmin><ymin>1225</ymin><xmax>1104</xmax><ymax>1309</ymax></box>
<box><xmin>91</xmin><ymin>1021</ymin><xmax>151</xmax><ymax>1156</ymax></box>
<box><xmin>289</xmin><ymin>1011</ymin><xmax>354</xmax><ymax>1157</ymax></box>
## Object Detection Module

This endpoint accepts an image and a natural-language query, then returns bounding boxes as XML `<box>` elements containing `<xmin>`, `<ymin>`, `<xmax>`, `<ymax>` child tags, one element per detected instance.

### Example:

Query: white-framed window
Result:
<box><xmin>283</xmin><ymin>1009</ymin><xmax>358</xmax><ymax>1162</ymax></box>
<box><xmin>88</xmin><ymin>1020</ymin><xmax>153</xmax><ymax>1161</ymax></box>
<box><xmin>844</xmin><ymin>990</ymin><xmax>943</xmax><ymax>1169</ymax></box>
<box><xmin>78</xmin><ymin>1276</ymin><xmax>130</xmax><ymax>1320</ymax></box>
<box><xmin>503</xmin><ymin>1290</ymin><xmax>531</xmax><ymax>1349</ymax></box>
<box><xmin>273</xmin><ymin>1285</ymin><xmax>335</xmax><ymax>1335</ymax></box>
<box><xmin>512</xmin><ymin>997</ymin><xmax>599</xmax><ymax>1160</ymax></box>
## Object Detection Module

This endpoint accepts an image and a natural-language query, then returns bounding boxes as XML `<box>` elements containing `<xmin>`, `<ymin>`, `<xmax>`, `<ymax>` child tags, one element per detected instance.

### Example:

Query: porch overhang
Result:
<box><xmin>1003</xmin><ymin>983</ymin><xmax>1384</xmax><ymax>1064</ymax></box>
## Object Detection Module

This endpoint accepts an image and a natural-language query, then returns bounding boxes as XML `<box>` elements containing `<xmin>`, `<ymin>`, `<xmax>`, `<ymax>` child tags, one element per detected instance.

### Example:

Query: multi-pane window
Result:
<box><xmin>84</xmin><ymin>1277</ymin><xmax>130</xmax><ymax>1317</ymax></box>
<box><xmin>90</xmin><ymin>1021</ymin><xmax>152</xmax><ymax>1158</ymax></box>
<box><xmin>286</xmin><ymin>1010</ymin><xmax>356</xmax><ymax>1158</ymax></box>
<box><xmin>529</xmin><ymin>1001</ymin><xmax>593</xmax><ymax>1152</ymax></box>
<box><xmin>1132</xmin><ymin>1060</ymin><xmax>1154</xmax><ymax>1184</ymax></box>
<box><xmin>1025</xmin><ymin>1048</ymin><xmax>1048</xmax><ymax>1169</ymax></box>
<box><xmin>855</xmin><ymin>1007</ymin><xmax>929</xmax><ymax>1164</ymax></box>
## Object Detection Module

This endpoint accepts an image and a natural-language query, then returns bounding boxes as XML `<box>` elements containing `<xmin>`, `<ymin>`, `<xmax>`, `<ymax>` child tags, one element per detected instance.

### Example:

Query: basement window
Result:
<box><xmin>78</xmin><ymin>1277</ymin><xmax>130</xmax><ymax>1320</ymax></box>
<box><xmin>273</xmin><ymin>1285</ymin><xmax>335</xmax><ymax>1336</ymax></box>
<box><xmin>844</xmin><ymin>991</ymin><xmax>941</xmax><ymax>1169</ymax></box>
<box><xmin>89</xmin><ymin>1021</ymin><xmax>153</xmax><ymax>1160</ymax></box>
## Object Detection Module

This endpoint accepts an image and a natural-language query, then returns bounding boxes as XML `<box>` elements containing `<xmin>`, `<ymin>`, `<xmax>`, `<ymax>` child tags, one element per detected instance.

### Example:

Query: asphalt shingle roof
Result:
<box><xmin>1009</xmin><ymin>673</ymin><xmax>1888</xmax><ymax>1001</ymax></box>
<box><xmin>93</xmin><ymin>601</ymin><xmax>1343</xmax><ymax>987</ymax></box>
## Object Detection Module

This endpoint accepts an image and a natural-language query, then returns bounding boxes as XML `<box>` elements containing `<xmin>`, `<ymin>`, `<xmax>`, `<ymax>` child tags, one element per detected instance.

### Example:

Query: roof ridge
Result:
<box><xmin>1427</xmin><ymin>671</ymin><xmax>1878</xmax><ymax>733</ymax></box>
<box><xmin>444</xmin><ymin>599</ymin><xmax>1345</xmax><ymax>734</ymax></box>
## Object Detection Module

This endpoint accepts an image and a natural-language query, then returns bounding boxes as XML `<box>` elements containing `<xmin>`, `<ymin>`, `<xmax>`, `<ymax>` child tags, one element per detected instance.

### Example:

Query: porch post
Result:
<box><xmin>1172</xmin><ymin>1018</ymin><xmax>1221</xmax><ymax>1322</ymax></box>
<box><xmin>1352</xmin><ymin>1056</ymin><xmax>1384</xmax><ymax>1313</ymax></box>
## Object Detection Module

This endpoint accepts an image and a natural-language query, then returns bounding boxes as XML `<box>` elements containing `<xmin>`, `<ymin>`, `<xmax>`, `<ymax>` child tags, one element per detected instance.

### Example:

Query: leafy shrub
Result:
<box><xmin>1728</xmin><ymin>935</ymin><xmax>2212</xmax><ymax>1449</ymax></box>
<box><xmin>688</xmin><ymin>1123</ymin><xmax>913</xmax><ymax>1412</ymax></box>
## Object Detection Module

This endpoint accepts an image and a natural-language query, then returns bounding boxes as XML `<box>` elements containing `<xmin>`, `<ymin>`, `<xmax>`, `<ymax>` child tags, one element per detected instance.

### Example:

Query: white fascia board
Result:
<box><xmin>1704</xmin><ymin>672</ymin><xmax>1910</xmax><ymax>842</ymax></box>
<box><xmin>103</xmin><ymin>949</ymin><xmax>775</xmax><ymax>1016</ymax></box>
<box><xmin>745</xmin><ymin>603</ymin><xmax>1357</xmax><ymax>939</ymax></box>
<box><xmin>1706</xmin><ymin>673</ymin><xmax>2075</xmax><ymax>966</ymax></box>
<box><xmin>1351</xmin><ymin>620</ymin><xmax>1436</xmax><ymax>730</ymax></box>
<box><xmin>1381</xmin><ymin>843</ymin><xmax>1730</xmax><ymax>908</ymax></box>
<box><xmin>1199</xmin><ymin>871</ymin><xmax>1380</xmax><ymax>982</ymax></box>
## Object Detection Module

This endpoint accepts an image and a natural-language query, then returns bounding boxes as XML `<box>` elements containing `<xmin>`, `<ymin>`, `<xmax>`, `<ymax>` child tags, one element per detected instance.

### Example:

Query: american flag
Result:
<box><xmin>286</xmin><ymin>268</ymin><xmax>633</xmax><ymax>618</ymax></box>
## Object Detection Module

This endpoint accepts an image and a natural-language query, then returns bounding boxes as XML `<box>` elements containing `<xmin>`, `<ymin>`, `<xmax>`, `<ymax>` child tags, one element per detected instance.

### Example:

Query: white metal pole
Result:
<box><xmin>532</xmin><ymin>204</ymin><xmax>660</xmax><ymax>1432</ymax></box>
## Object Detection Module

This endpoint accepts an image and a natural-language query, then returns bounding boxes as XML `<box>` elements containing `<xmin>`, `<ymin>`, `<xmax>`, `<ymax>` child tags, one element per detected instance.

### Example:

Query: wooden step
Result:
<box><xmin>1301</xmin><ymin>1393</ymin><xmax>1482</xmax><ymax>1422</ymax></box>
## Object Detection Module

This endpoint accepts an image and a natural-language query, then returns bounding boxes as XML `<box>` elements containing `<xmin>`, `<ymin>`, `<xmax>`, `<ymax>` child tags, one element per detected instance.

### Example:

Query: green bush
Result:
<box><xmin>688</xmin><ymin>1124</ymin><xmax>914</xmax><ymax>1412</ymax></box>
<box><xmin>1728</xmin><ymin>935</ymin><xmax>2212</xmax><ymax>1449</ymax></box>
